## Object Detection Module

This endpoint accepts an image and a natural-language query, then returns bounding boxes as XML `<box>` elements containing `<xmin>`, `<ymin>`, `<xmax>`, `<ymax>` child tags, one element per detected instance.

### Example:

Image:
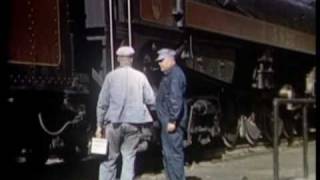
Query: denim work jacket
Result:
<box><xmin>156</xmin><ymin>65</ymin><xmax>188</xmax><ymax>129</ymax></box>
<box><xmin>96</xmin><ymin>66</ymin><xmax>155</xmax><ymax>127</ymax></box>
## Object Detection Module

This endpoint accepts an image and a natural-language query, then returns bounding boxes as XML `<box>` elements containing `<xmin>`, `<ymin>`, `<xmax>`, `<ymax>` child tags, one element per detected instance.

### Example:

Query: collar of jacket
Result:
<box><xmin>118</xmin><ymin>65</ymin><xmax>132</xmax><ymax>68</ymax></box>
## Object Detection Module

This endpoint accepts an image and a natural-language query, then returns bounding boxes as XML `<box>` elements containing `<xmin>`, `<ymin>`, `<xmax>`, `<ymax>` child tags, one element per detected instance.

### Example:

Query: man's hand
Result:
<box><xmin>167</xmin><ymin>122</ymin><xmax>176</xmax><ymax>133</ymax></box>
<box><xmin>95</xmin><ymin>126</ymin><xmax>104</xmax><ymax>138</ymax></box>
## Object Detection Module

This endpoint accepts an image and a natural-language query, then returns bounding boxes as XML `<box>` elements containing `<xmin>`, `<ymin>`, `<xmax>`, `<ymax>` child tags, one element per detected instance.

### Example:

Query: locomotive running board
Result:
<box><xmin>185</xmin><ymin>1</ymin><xmax>315</xmax><ymax>55</ymax></box>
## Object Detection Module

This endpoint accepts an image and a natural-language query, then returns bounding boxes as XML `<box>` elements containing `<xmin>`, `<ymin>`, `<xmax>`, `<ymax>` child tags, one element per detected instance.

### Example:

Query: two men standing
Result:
<box><xmin>96</xmin><ymin>46</ymin><xmax>187</xmax><ymax>180</ymax></box>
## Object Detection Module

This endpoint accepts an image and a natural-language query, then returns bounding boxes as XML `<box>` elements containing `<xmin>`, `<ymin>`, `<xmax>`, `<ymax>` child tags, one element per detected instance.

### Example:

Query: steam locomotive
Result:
<box><xmin>5</xmin><ymin>0</ymin><xmax>315</xmax><ymax>165</ymax></box>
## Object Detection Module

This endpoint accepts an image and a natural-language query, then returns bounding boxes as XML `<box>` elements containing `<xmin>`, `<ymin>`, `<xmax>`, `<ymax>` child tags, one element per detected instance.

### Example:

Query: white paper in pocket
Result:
<box><xmin>90</xmin><ymin>138</ymin><xmax>108</xmax><ymax>155</ymax></box>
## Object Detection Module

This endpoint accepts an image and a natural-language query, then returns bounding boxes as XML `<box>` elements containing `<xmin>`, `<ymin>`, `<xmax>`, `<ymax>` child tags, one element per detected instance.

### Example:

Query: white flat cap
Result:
<box><xmin>116</xmin><ymin>46</ymin><xmax>135</xmax><ymax>57</ymax></box>
<box><xmin>156</xmin><ymin>48</ymin><xmax>176</xmax><ymax>61</ymax></box>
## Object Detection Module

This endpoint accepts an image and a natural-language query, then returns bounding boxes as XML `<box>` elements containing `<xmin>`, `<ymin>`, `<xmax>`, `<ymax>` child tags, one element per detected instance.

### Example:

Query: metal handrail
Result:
<box><xmin>108</xmin><ymin>0</ymin><xmax>114</xmax><ymax>70</ymax></box>
<box><xmin>273</xmin><ymin>98</ymin><xmax>315</xmax><ymax>180</ymax></box>
<box><xmin>127</xmin><ymin>0</ymin><xmax>132</xmax><ymax>46</ymax></box>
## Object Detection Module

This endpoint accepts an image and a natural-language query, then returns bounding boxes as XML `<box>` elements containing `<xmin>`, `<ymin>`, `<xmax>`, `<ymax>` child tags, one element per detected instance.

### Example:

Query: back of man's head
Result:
<box><xmin>116</xmin><ymin>46</ymin><xmax>135</xmax><ymax>66</ymax></box>
<box><xmin>116</xmin><ymin>46</ymin><xmax>135</xmax><ymax>57</ymax></box>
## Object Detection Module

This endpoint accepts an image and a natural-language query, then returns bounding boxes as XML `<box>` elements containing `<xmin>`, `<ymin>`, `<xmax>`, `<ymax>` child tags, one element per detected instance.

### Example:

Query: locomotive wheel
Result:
<box><xmin>61</xmin><ymin>144</ymin><xmax>81</xmax><ymax>163</ymax></box>
<box><xmin>258</xmin><ymin>107</ymin><xmax>283</xmax><ymax>145</ymax></box>
<box><xmin>245</xmin><ymin>119</ymin><xmax>260</xmax><ymax>146</ymax></box>
<box><xmin>222</xmin><ymin>131</ymin><xmax>239</xmax><ymax>149</ymax></box>
<box><xmin>281</xmin><ymin>109</ymin><xmax>302</xmax><ymax>145</ymax></box>
<box><xmin>26</xmin><ymin>138</ymin><xmax>50</xmax><ymax>167</ymax></box>
<box><xmin>245</xmin><ymin>132</ymin><xmax>257</xmax><ymax>146</ymax></box>
<box><xmin>244</xmin><ymin>114</ymin><xmax>261</xmax><ymax>146</ymax></box>
<box><xmin>281</xmin><ymin>117</ymin><xmax>292</xmax><ymax>140</ymax></box>
<box><xmin>221</xmin><ymin>96</ymin><xmax>240</xmax><ymax>149</ymax></box>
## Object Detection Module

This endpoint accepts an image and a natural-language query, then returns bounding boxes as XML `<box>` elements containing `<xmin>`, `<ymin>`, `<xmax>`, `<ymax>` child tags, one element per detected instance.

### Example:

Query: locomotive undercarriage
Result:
<box><xmin>8</xmin><ymin>83</ymin><xmax>92</xmax><ymax>165</ymax></box>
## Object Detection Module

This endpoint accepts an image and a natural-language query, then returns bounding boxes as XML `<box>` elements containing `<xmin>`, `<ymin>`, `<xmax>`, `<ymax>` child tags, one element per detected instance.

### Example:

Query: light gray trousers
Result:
<box><xmin>99</xmin><ymin>123</ymin><xmax>140</xmax><ymax>180</ymax></box>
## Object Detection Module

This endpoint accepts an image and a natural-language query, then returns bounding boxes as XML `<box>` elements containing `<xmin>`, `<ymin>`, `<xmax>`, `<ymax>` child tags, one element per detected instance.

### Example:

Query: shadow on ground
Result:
<box><xmin>186</xmin><ymin>176</ymin><xmax>202</xmax><ymax>180</ymax></box>
<box><xmin>135</xmin><ymin>137</ymin><xmax>227</xmax><ymax>176</ymax></box>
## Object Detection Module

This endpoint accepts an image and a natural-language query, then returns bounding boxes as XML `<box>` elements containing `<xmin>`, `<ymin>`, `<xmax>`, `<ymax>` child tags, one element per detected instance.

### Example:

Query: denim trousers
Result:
<box><xmin>161</xmin><ymin>127</ymin><xmax>186</xmax><ymax>180</ymax></box>
<box><xmin>99</xmin><ymin>123</ymin><xmax>140</xmax><ymax>180</ymax></box>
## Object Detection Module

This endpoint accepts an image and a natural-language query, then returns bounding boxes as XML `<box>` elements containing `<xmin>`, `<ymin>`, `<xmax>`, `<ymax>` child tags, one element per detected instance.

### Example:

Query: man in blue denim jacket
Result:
<box><xmin>155</xmin><ymin>48</ymin><xmax>188</xmax><ymax>180</ymax></box>
<box><xmin>96</xmin><ymin>46</ymin><xmax>155</xmax><ymax>180</ymax></box>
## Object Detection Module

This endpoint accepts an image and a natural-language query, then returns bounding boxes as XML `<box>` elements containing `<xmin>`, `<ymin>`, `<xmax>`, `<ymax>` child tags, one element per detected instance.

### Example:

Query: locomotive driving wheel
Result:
<box><xmin>221</xmin><ymin>97</ymin><xmax>239</xmax><ymax>149</ymax></box>
<box><xmin>243</xmin><ymin>113</ymin><xmax>261</xmax><ymax>146</ymax></box>
<box><xmin>222</xmin><ymin>129</ymin><xmax>239</xmax><ymax>149</ymax></box>
<box><xmin>258</xmin><ymin>105</ymin><xmax>283</xmax><ymax>145</ymax></box>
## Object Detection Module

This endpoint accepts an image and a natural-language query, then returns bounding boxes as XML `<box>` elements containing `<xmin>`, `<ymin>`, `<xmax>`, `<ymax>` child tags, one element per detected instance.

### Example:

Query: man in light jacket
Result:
<box><xmin>96</xmin><ymin>46</ymin><xmax>155</xmax><ymax>180</ymax></box>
